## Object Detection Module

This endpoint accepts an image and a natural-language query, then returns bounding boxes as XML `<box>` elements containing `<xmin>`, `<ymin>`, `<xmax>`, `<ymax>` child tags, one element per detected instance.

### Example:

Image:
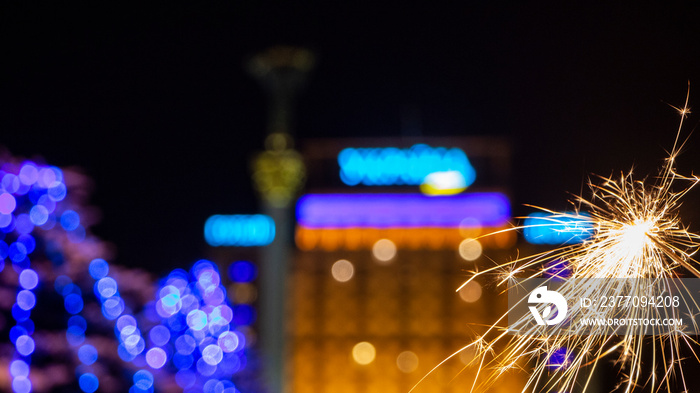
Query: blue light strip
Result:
<box><xmin>523</xmin><ymin>213</ymin><xmax>594</xmax><ymax>245</ymax></box>
<box><xmin>296</xmin><ymin>193</ymin><xmax>510</xmax><ymax>228</ymax></box>
<box><xmin>204</xmin><ymin>214</ymin><xmax>275</xmax><ymax>247</ymax></box>
<box><xmin>338</xmin><ymin>144</ymin><xmax>476</xmax><ymax>186</ymax></box>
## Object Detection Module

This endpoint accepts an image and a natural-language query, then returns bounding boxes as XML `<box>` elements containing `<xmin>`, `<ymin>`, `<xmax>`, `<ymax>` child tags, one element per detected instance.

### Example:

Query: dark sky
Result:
<box><xmin>2</xmin><ymin>2</ymin><xmax>700</xmax><ymax>273</ymax></box>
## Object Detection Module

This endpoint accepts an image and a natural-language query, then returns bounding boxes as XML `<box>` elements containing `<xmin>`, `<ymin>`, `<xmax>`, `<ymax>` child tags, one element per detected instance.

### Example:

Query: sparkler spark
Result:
<box><xmin>415</xmin><ymin>89</ymin><xmax>700</xmax><ymax>393</ymax></box>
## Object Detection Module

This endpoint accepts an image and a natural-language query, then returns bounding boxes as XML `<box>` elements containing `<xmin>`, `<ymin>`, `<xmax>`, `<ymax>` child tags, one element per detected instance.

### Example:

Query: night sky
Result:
<box><xmin>2</xmin><ymin>2</ymin><xmax>700</xmax><ymax>273</ymax></box>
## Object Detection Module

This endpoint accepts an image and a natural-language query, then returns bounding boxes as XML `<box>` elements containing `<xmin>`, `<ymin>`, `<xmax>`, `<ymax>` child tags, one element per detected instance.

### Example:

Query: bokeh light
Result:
<box><xmin>16</xmin><ymin>290</ymin><xmax>36</xmax><ymax>310</ymax></box>
<box><xmin>228</xmin><ymin>260</ymin><xmax>257</xmax><ymax>282</ymax></box>
<box><xmin>15</xmin><ymin>335</ymin><xmax>35</xmax><ymax>356</ymax></box>
<box><xmin>78</xmin><ymin>373</ymin><xmax>99</xmax><ymax>393</ymax></box>
<box><xmin>458</xmin><ymin>238</ymin><xmax>482</xmax><ymax>261</ymax></box>
<box><xmin>10</xmin><ymin>360</ymin><xmax>29</xmax><ymax>378</ymax></box>
<box><xmin>331</xmin><ymin>259</ymin><xmax>354</xmax><ymax>282</ymax></box>
<box><xmin>133</xmin><ymin>370</ymin><xmax>154</xmax><ymax>390</ymax></box>
<box><xmin>12</xmin><ymin>376</ymin><xmax>31</xmax><ymax>393</ymax></box>
<box><xmin>352</xmin><ymin>342</ymin><xmax>376</xmax><ymax>365</ymax></box>
<box><xmin>372</xmin><ymin>238</ymin><xmax>397</xmax><ymax>263</ymax></box>
<box><xmin>202</xmin><ymin>344</ymin><xmax>224</xmax><ymax>365</ymax></box>
<box><xmin>64</xmin><ymin>293</ymin><xmax>84</xmax><ymax>314</ymax></box>
<box><xmin>97</xmin><ymin>277</ymin><xmax>118</xmax><ymax>298</ymax></box>
<box><xmin>458</xmin><ymin>281</ymin><xmax>483</xmax><ymax>303</ymax></box>
<box><xmin>0</xmin><ymin>192</ymin><xmax>17</xmax><ymax>214</ymax></box>
<box><xmin>18</xmin><ymin>269</ymin><xmax>39</xmax><ymax>290</ymax></box>
<box><xmin>88</xmin><ymin>259</ymin><xmax>109</xmax><ymax>280</ymax></box>
<box><xmin>396</xmin><ymin>351</ymin><xmax>419</xmax><ymax>373</ymax></box>
<box><xmin>149</xmin><ymin>325</ymin><xmax>171</xmax><ymax>346</ymax></box>
<box><xmin>146</xmin><ymin>347</ymin><xmax>167</xmax><ymax>369</ymax></box>
<box><xmin>78</xmin><ymin>344</ymin><xmax>98</xmax><ymax>365</ymax></box>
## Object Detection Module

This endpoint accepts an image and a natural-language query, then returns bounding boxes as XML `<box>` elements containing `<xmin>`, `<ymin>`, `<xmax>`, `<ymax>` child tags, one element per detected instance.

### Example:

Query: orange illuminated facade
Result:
<box><xmin>284</xmin><ymin>137</ymin><xmax>526</xmax><ymax>392</ymax></box>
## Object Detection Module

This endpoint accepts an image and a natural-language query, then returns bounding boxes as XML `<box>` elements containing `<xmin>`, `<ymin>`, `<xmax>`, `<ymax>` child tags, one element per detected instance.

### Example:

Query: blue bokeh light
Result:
<box><xmin>15</xmin><ymin>335</ymin><xmax>35</xmax><ymax>356</ymax></box>
<box><xmin>97</xmin><ymin>277</ymin><xmax>118</xmax><ymax>298</ymax></box>
<box><xmin>66</xmin><ymin>326</ymin><xmax>86</xmax><ymax>346</ymax></box>
<box><xmin>68</xmin><ymin>315</ymin><xmax>87</xmax><ymax>331</ymax></box>
<box><xmin>0</xmin><ymin>192</ymin><xmax>17</xmax><ymax>214</ymax></box>
<box><xmin>18</xmin><ymin>269</ymin><xmax>39</xmax><ymax>290</ymax></box>
<box><xmin>12</xmin><ymin>304</ymin><xmax>31</xmax><ymax>322</ymax></box>
<box><xmin>229</xmin><ymin>261</ymin><xmax>257</xmax><ymax>283</ymax></box>
<box><xmin>19</xmin><ymin>163</ymin><xmax>39</xmax><ymax>185</ymax></box>
<box><xmin>8</xmin><ymin>242</ymin><xmax>27</xmax><ymax>263</ymax></box>
<box><xmin>173</xmin><ymin>352</ymin><xmax>194</xmax><ymax>370</ymax></box>
<box><xmin>47</xmin><ymin>182</ymin><xmax>67</xmax><ymax>201</ymax></box>
<box><xmin>233</xmin><ymin>305</ymin><xmax>255</xmax><ymax>326</ymax></box>
<box><xmin>78</xmin><ymin>373</ymin><xmax>99</xmax><ymax>393</ymax></box>
<box><xmin>64</xmin><ymin>293</ymin><xmax>84</xmax><ymax>314</ymax></box>
<box><xmin>186</xmin><ymin>310</ymin><xmax>208</xmax><ymax>331</ymax></box>
<box><xmin>17</xmin><ymin>235</ymin><xmax>36</xmax><ymax>254</ymax></box>
<box><xmin>10</xmin><ymin>360</ymin><xmax>29</xmax><ymax>378</ymax></box>
<box><xmin>201</xmin><ymin>344</ymin><xmax>224</xmax><ymax>365</ymax></box>
<box><xmin>175</xmin><ymin>370</ymin><xmax>196</xmax><ymax>389</ymax></box>
<box><xmin>78</xmin><ymin>344</ymin><xmax>98</xmax><ymax>365</ymax></box>
<box><xmin>196</xmin><ymin>357</ymin><xmax>217</xmax><ymax>377</ymax></box>
<box><xmin>29</xmin><ymin>205</ymin><xmax>49</xmax><ymax>225</ymax></box>
<box><xmin>9</xmin><ymin>326</ymin><xmax>28</xmax><ymax>344</ymax></box>
<box><xmin>133</xmin><ymin>370</ymin><xmax>154</xmax><ymax>390</ymax></box>
<box><xmin>89</xmin><ymin>259</ymin><xmax>109</xmax><ymax>280</ymax></box>
<box><xmin>14</xmin><ymin>214</ymin><xmax>34</xmax><ymax>234</ymax></box>
<box><xmin>145</xmin><ymin>347</ymin><xmax>167</xmax><ymax>369</ymax></box>
<box><xmin>217</xmin><ymin>331</ymin><xmax>241</xmax><ymax>353</ymax></box>
<box><xmin>60</xmin><ymin>210</ymin><xmax>80</xmax><ymax>231</ymax></box>
<box><xmin>149</xmin><ymin>325</ymin><xmax>171</xmax><ymax>347</ymax></box>
<box><xmin>16</xmin><ymin>290</ymin><xmax>36</xmax><ymax>310</ymax></box>
<box><xmin>11</xmin><ymin>376</ymin><xmax>31</xmax><ymax>393</ymax></box>
<box><xmin>102</xmin><ymin>296</ymin><xmax>125</xmax><ymax>320</ymax></box>
<box><xmin>176</xmin><ymin>334</ymin><xmax>197</xmax><ymax>355</ymax></box>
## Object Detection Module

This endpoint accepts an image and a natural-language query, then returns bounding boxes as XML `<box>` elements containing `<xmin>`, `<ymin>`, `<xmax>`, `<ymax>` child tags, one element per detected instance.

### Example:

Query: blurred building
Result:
<box><xmin>203</xmin><ymin>47</ymin><xmax>529</xmax><ymax>393</ymax></box>
<box><xmin>285</xmin><ymin>137</ymin><xmax>526</xmax><ymax>393</ymax></box>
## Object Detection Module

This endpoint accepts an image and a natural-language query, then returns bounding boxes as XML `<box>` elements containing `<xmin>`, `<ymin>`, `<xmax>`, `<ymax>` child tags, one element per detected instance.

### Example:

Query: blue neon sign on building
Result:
<box><xmin>204</xmin><ymin>214</ymin><xmax>275</xmax><ymax>247</ymax></box>
<box><xmin>523</xmin><ymin>213</ymin><xmax>593</xmax><ymax>245</ymax></box>
<box><xmin>337</xmin><ymin>144</ymin><xmax>476</xmax><ymax>187</ymax></box>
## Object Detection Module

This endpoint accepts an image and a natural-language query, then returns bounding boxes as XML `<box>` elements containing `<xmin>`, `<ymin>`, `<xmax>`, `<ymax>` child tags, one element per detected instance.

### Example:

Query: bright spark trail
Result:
<box><xmin>415</xmin><ymin>88</ymin><xmax>700</xmax><ymax>393</ymax></box>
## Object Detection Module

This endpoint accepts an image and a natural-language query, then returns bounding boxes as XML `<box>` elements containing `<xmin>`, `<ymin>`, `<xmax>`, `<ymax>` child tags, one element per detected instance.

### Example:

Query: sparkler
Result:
<box><xmin>416</xmin><ymin>89</ymin><xmax>700</xmax><ymax>393</ymax></box>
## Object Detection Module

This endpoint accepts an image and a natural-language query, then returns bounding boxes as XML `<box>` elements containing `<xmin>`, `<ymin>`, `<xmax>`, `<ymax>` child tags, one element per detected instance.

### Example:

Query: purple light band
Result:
<box><xmin>296</xmin><ymin>193</ymin><xmax>510</xmax><ymax>228</ymax></box>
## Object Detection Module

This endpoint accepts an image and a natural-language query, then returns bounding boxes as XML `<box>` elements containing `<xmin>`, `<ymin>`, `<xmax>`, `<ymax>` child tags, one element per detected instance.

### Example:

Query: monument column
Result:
<box><xmin>248</xmin><ymin>46</ymin><xmax>314</xmax><ymax>393</ymax></box>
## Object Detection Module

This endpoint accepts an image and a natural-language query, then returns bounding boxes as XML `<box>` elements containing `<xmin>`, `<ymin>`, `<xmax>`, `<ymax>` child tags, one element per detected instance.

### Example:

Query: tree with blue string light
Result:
<box><xmin>0</xmin><ymin>151</ymin><xmax>261</xmax><ymax>393</ymax></box>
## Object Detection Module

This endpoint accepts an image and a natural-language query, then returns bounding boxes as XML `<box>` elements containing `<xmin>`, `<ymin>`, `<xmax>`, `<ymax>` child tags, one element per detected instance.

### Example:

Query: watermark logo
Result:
<box><xmin>528</xmin><ymin>286</ymin><xmax>568</xmax><ymax>326</ymax></box>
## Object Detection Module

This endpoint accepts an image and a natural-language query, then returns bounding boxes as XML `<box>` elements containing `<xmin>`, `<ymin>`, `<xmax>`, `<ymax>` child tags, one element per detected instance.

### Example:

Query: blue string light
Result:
<box><xmin>2</xmin><ymin>157</ymin><xmax>255</xmax><ymax>392</ymax></box>
<box><xmin>0</xmin><ymin>161</ymin><xmax>64</xmax><ymax>393</ymax></box>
